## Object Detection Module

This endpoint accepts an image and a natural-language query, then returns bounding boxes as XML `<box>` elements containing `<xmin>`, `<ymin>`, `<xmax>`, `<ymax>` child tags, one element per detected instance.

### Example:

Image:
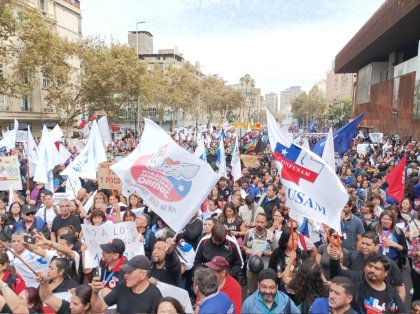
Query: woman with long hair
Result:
<box><xmin>47</xmin><ymin>258</ymin><xmax>78</xmax><ymax>293</ymax></box>
<box><xmin>69</xmin><ymin>199</ymin><xmax>87</xmax><ymax>222</ymax></box>
<box><xmin>0</xmin><ymin>252</ymin><xmax>26</xmax><ymax>294</ymax></box>
<box><xmin>218</xmin><ymin>202</ymin><xmax>246</xmax><ymax>239</ymax></box>
<box><xmin>198</xmin><ymin>218</ymin><xmax>216</xmax><ymax>242</ymax></box>
<box><xmin>0</xmin><ymin>214</ymin><xmax>12</xmax><ymax>242</ymax></box>
<box><xmin>370</xmin><ymin>193</ymin><xmax>385</xmax><ymax>217</ymax></box>
<box><xmin>18</xmin><ymin>287</ymin><xmax>43</xmax><ymax>314</ymax></box>
<box><xmin>374</xmin><ymin>210</ymin><xmax>408</xmax><ymax>268</ymax></box>
<box><xmin>157</xmin><ymin>296</ymin><xmax>186</xmax><ymax>314</ymax></box>
<box><xmin>358</xmin><ymin>201</ymin><xmax>378</xmax><ymax>230</ymax></box>
<box><xmin>269</xmin><ymin>205</ymin><xmax>287</xmax><ymax>250</ymax></box>
<box><xmin>288</xmin><ymin>260</ymin><xmax>328</xmax><ymax>314</ymax></box>
<box><xmin>122</xmin><ymin>210</ymin><xmax>136</xmax><ymax>222</ymax></box>
<box><xmin>7</xmin><ymin>202</ymin><xmax>22</xmax><ymax>229</ymax></box>
<box><xmin>400</xmin><ymin>197</ymin><xmax>416</xmax><ymax>223</ymax></box>
<box><xmin>127</xmin><ymin>193</ymin><xmax>143</xmax><ymax>212</ymax></box>
<box><xmin>268</xmin><ymin>228</ymin><xmax>308</xmax><ymax>295</ymax></box>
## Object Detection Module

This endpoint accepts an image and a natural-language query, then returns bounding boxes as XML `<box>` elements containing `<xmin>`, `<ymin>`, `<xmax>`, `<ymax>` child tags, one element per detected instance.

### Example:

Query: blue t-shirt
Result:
<box><xmin>199</xmin><ymin>291</ymin><xmax>234</xmax><ymax>314</ymax></box>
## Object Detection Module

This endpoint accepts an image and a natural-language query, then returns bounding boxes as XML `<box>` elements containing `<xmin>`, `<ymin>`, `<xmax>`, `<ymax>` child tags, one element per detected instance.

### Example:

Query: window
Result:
<box><xmin>0</xmin><ymin>95</ymin><xmax>6</xmax><ymax>111</ymax></box>
<box><xmin>39</xmin><ymin>0</ymin><xmax>46</xmax><ymax>11</ymax></box>
<box><xmin>147</xmin><ymin>63</ymin><xmax>153</xmax><ymax>71</ymax></box>
<box><xmin>158</xmin><ymin>63</ymin><xmax>164</xmax><ymax>69</ymax></box>
<box><xmin>42</xmin><ymin>76</ymin><xmax>50</xmax><ymax>89</ymax></box>
<box><xmin>78</xmin><ymin>16</ymin><xmax>82</xmax><ymax>35</ymax></box>
<box><xmin>22</xmin><ymin>97</ymin><xmax>30</xmax><ymax>111</ymax></box>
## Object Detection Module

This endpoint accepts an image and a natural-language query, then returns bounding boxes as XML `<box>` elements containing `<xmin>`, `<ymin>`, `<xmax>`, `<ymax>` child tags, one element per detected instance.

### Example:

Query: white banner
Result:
<box><xmin>16</xmin><ymin>130</ymin><xmax>28</xmax><ymax>143</ymax></box>
<box><xmin>266</xmin><ymin>109</ymin><xmax>348</xmax><ymax>234</ymax></box>
<box><xmin>111</xmin><ymin>119</ymin><xmax>221</xmax><ymax>233</ymax></box>
<box><xmin>357</xmin><ymin>144</ymin><xmax>371</xmax><ymax>155</ymax></box>
<box><xmin>369</xmin><ymin>132</ymin><xmax>383</xmax><ymax>143</ymax></box>
<box><xmin>82</xmin><ymin>221</ymin><xmax>144</xmax><ymax>268</ymax></box>
<box><xmin>0</xmin><ymin>156</ymin><xmax>22</xmax><ymax>191</ymax></box>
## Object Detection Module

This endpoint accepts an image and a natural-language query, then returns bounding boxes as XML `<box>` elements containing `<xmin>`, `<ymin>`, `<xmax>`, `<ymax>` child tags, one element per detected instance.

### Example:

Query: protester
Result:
<box><xmin>136</xmin><ymin>213</ymin><xmax>156</xmax><ymax>259</ymax></box>
<box><xmin>90</xmin><ymin>255</ymin><xmax>163</xmax><ymax>314</ymax></box>
<box><xmin>258</xmin><ymin>185</ymin><xmax>281</xmax><ymax>222</ymax></box>
<box><xmin>241</xmin><ymin>268</ymin><xmax>299</xmax><ymax>314</ymax></box>
<box><xmin>51</xmin><ymin>200</ymin><xmax>81</xmax><ymax>242</ymax></box>
<box><xmin>12</xmin><ymin>204</ymin><xmax>50</xmax><ymax>239</ymax></box>
<box><xmin>157</xmin><ymin>296</ymin><xmax>186</xmax><ymax>314</ymax></box>
<box><xmin>238</xmin><ymin>195</ymin><xmax>265</xmax><ymax>229</ymax></box>
<box><xmin>193</xmin><ymin>267</ymin><xmax>234</xmax><ymax>314</ymax></box>
<box><xmin>150</xmin><ymin>237</ymin><xmax>182</xmax><ymax>286</ymax></box>
<box><xmin>309</xmin><ymin>276</ymin><xmax>357</xmax><ymax>314</ymax></box>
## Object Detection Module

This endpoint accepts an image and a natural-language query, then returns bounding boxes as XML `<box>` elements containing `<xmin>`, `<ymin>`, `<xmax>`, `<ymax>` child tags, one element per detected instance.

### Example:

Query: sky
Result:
<box><xmin>81</xmin><ymin>0</ymin><xmax>385</xmax><ymax>95</ymax></box>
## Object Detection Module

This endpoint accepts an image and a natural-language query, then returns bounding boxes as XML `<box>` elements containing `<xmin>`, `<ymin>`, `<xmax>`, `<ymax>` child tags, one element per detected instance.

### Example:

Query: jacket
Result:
<box><xmin>241</xmin><ymin>290</ymin><xmax>300</xmax><ymax>314</ymax></box>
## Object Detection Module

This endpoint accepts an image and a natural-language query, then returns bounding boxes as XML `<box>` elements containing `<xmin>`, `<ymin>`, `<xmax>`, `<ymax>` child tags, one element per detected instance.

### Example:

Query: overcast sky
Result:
<box><xmin>81</xmin><ymin>0</ymin><xmax>384</xmax><ymax>95</ymax></box>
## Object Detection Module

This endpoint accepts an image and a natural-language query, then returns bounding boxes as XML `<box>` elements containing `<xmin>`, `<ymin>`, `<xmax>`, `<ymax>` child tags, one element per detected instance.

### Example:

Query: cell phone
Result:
<box><xmin>23</xmin><ymin>235</ymin><xmax>35</xmax><ymax>244</ymax></box>
<box><xmin>92</xmin><ymin>267</ymin><xmax>101</xmax><ymax>280</ymax></box>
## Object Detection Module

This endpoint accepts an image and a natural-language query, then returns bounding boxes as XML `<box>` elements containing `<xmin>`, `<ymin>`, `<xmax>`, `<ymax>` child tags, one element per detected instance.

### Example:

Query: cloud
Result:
<box><xmin>81</xmin><ymin>0</ymin><xmax>384</xmax><ymax>93</ymax></box>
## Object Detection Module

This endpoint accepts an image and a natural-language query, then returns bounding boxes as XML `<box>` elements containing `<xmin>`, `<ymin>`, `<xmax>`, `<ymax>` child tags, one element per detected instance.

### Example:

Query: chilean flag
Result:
<box><xmin>273</xmin><ymin>142</ymin><xmax>320</xmax><ymax>185</ymax></box>
<box><xmin>78</xmin><ymin>117</ymin><xmax>87</xmax><ymax>129</ymax></box>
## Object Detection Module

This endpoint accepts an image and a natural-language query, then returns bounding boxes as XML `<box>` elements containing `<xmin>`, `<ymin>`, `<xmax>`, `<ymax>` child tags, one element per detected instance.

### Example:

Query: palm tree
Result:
<box><xmin>240</xmin><ymin>74</ymin><xmax>255</xmax><ymax>123</ymax></box>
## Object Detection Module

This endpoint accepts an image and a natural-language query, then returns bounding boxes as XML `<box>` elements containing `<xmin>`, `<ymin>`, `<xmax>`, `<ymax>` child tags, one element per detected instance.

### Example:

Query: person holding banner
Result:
<box><xmin>150</xmin><ymin>237</ymin><xmax>182</xmax><ymax>286</ymax></box>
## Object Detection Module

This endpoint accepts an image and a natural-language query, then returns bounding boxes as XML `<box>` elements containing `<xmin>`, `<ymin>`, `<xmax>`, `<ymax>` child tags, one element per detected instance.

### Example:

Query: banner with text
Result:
<box><xmin>241</xmin><ymin>154</ymin><xmax>259</xmax><ymax>168</ymax></box>
<box><xmin>82</xmin><ymin>221</ymin><xmax>144</xmax><ymax>268</ymax></box>
<box><xmin>98</xmin><ymin>162</ymin><xmax>122</xmax><ymax>192</ymax></box>
<box><xmin>0</xmin><ymin>156</ymin><xmax>22</xmax><ymax>191</ymax></box>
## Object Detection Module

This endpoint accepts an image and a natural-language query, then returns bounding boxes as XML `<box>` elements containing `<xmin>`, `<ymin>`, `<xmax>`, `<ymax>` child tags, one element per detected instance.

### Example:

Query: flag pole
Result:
<box><xmin>0</xmin><ymin>241</ymin><xmax>38</xmax><ymax>275</ymax></box>
<box><xmin>67</xmin><ymin>177</ymin><xmax>77</xmax><ymax>199</ymax></box>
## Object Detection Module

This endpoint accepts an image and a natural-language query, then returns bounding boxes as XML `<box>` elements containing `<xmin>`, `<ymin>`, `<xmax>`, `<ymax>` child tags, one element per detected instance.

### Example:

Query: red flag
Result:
<box><xmin>386</xmin><ymin>156</ymin><xmax>406</xmax><ymax>203</ymax></box>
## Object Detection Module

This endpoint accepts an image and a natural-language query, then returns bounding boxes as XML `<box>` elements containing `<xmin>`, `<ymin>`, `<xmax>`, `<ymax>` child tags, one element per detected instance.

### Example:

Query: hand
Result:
<box><xmin>254</xmin><ymin>251</ymin><xmax>262</xmax><ymax>257</ymax></box>
<box><xmin>382</xmin><ymin>237</ymin><xmax>396</xmax><ymax>248</ymax></box>
<box><xmin>89</xmin><ymin>277</ymin><xmax>104</xmax><ymax>294</ymax></box>
<box><xmin>329</xmin><ymin>245</ymin><xmax>340</xmax><ymax>260</ymax></box>
<box><xmin>148</xmin><ymin>277</ymin><xmax>157</xmax><ymax>285</ymax></box>
<box><xmin>165</xmin><ymin>237</ymin><xmax>176</xmax><ymax>254</ymax></box>
<box><xmin>36</xmin><ymin>272</ymin><xmax>48</xmax><ymax>284</ymax></box>
<box><xmin>139</xmin><ymin>234</ymin><xmax>145</xmax><ymax>242</ymax></box>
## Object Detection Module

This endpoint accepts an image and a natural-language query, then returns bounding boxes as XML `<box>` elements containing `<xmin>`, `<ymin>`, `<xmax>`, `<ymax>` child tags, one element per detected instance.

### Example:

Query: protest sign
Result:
<box><xmin>82</xmin><ymin>221</ymin><xmax>144</xmax><ymax>268</ymax></box>
<box><xmin>98</xmin><ymin>162</ymin><xmax>122</xmax><ymax>192</ymax></box>
<box><xmin>0</xmin><ymin>156</ymin><xmax>22</xmax><ymax>191</ymax></box>
<box><xmin>52</xmin><ymin>192</ymin><xmax>67</xmax><ymax>204</ymax></box>
<box><xmin>16</xmin><ymin>130</ymin><xmax>28</xmax><ymax>143</ymax></box>
<box><xmin>241</xmin><ymin>154</ymin><xmax>259</xmax><ymax>168</ymax></box>
<box><xmin>357</xmin><ymin>144</ymin><xmax>371</xmax><ymax>155</ymax></box>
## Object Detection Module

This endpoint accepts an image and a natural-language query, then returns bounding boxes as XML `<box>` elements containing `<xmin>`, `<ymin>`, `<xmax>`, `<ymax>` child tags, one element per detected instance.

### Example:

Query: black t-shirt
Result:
<box><xmin>218</xmin><ymin>186</ymin><xmax>232</xmax><ymax>202</ymax></box>
<box><xmin>57</xmin><ymin>300</ymin><xmax>70</xmax><ymax>314</ymax></box>
<box><xmin>104</xmin><ymin>281</ymin><xmax>162</xmax><ymax>314</ymax></box>
<box><xmin>359</xmin><ymin>283</ymin><xmax>405</xmax><ymax>314</ymax></box>
<box><xmin>52</xmin><ymin>278</ymin><xmax>78</xmax><ymax>293</ymax></box>
<box><xmin>52</xmin><ymin>214</ymin><xmax>82</xmax><ymax>233</ymax></box>
<box><xmin>346</xmin><ymin>252</ymin><xmax>403</xmax><ymax>287</ymax></box>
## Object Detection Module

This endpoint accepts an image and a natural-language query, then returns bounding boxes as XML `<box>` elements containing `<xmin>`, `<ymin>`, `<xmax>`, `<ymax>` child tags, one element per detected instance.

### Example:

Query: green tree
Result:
<box><xmin>328</xmin><ymin>98</ymin><xmax>353</xmax><ymax>127</ymax></box>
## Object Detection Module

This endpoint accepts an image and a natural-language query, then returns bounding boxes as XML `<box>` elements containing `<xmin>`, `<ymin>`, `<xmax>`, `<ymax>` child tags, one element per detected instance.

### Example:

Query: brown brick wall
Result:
<box><xmin>354</xmin><ymin>72</ymin><xmax>420</xmax><ymax>139</ymax></box>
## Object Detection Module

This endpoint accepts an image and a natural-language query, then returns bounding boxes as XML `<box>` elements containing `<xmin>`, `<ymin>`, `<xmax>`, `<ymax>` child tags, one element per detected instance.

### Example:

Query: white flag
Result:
<box><xmin>111</xmin><ymin>119</ymin><xmax>221</xmax><ymax>233</ymax></box>
<box><xmin>231</xmin><ymin>134</ymin><xmax>242</xmax><ymax>182</ymax></box>
<box><xmin>59</xmin><ymin>143</ymin><xmax>72</xmax><ymax>164</ymax></box>
<box><xmin>84</xmin><ymin>190</ymin><xmax>97</xmax><ymax>212</ymax></box>
<box><xmin>322</xmin><ymin>128</ymin><xmax>335</xmax><ymax>172</ymax></box>
<box><xmin>65</xmin><ymin>174</ymin><xmax>82</xmax><ymax>200</ymax></box>
<box><xmin>82</xmin><ymin>124</ymin><xmax>90</xmax><ymax>137</ymax></box>
<box><xmin>61</xmin><ymin>121</ymin><xmax>107</xmax><ymax>180</ymax></box>
<box><xmin>34</xmin><ymin>125</ymin><xmax>60</xmax><ymax>192</ymax></box>
<box><xmin>193</xmin><ymin>137</ymin><xmax>207</xmax><ymax>162</ymax></box>
<box><xmin>247</xmin><ymin>124</ymin><xmax>251</xmax><ymax>133</ymax></box>
<box><xmin>49</xmin><ymin>124</ymin><xmax>64</xmax><ymax>143</ymax></box>
<box><xmin>25</xmin><ymin>126</ymin><xmax>39</xmax><ymax>177</ymax></box>
<box><xmin>266</xmin><ymin>109</ymin><xmax>348</xmax><ymax>234</ymax></box>
<box><xmin>216</xmin><ymin>133</ymin><xmax>227</xmax><ymax>178</ymax></box>
<box><xmin>0</xmin><ymin>119</ymin><xmax>18</xmax><ymax>150</ymax></box>
<box><xmin>98</xmin><ymin>116</ymin><xmax>112</xmax><ymax>145</ymax></box>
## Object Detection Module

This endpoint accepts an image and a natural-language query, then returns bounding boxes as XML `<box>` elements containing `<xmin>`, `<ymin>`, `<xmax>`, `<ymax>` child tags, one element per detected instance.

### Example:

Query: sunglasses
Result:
<box><xmin>25</xmin><ymin>212</ymin><xmax>36</xmax><ymax>216</ymax></box>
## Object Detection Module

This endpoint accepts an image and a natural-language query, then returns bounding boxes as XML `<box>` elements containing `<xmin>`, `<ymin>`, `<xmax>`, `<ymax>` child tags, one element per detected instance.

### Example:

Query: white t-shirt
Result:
<box><xmin>36</xmin><ymin>205</ymin><xmax>57</xmax><ymax>226</ymax></box>
<box><xmin>8</xmin><ymin>250</ymin><xmax>49</xmax><ymax>288</ymax></box>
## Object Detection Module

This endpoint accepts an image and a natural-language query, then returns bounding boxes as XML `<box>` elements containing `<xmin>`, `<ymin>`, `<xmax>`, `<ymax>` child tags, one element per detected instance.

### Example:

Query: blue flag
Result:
<box><xmin>312</xmin><ymin>113</ymin><xmax>365</xmax><ymax>157</ymax></box>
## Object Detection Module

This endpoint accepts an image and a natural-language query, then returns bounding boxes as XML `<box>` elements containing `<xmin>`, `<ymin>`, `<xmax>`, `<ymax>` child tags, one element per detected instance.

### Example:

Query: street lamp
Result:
<box><xmin>135</xmin><ymin>21</ymin><xmax>145</xmax><ymax>135</ymax></box>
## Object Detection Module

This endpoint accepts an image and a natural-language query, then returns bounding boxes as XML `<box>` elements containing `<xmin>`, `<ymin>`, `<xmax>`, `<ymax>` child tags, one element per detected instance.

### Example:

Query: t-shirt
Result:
<box><xmin>57</xmin><ymin>300</ymin><xmax>70</xmax><ymax>314</ymax></box>
<box><xmin>341</xmin><ymin>215</ymin><xmax>365</xmax><ymax>251</ymax></box>
<box><xmin>104</xmin><ymin>281</ymin><xmax>162</xmax><ymax>314</ymax></box>
<box><xmin>361</xmin><ymin>284</ymin><xmax>404</xmax><ymax>314</ymax></box>
<box><xmin>8</xmin><ymin>250</ymin><xmax>49</xmax><ymax>288</ymax></box>
<box><xmin>198</xmin><ymin>291</ymin><xmax>234</xmax><ymax>314</ymax></box>
<box><xmin>36</xmin><ymin>205</ymin><xmax>57</xmax><ymax>227</ymax></box>
<box><xmin>99</xmin><ymin>256</ymin><xmax>126</xmax><ymax>290</ymax></box>
<box><xmin>52</xmin><ymin>214</ymin><xmax>82</xmax><ymax>234</ymax></box>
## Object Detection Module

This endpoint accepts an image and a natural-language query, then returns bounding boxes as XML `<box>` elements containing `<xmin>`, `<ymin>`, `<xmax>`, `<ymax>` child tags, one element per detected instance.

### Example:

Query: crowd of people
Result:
<box><xmin>0</xmin><ymin>125</ymin><xmax>418</xmax><ymax>313</ymax></box>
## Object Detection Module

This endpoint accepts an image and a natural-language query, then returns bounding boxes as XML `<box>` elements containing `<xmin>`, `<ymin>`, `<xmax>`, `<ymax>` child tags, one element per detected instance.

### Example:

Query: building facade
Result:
<box><xmin>334</xmin><ymin>0</ymin><xmax>420</xmax><ymax>138</ymax></box>
<box><xmin>325</xmin><ymin>70</ymin><xmax>356</xmax><ymax>103</ymax></box>
<box><xmin>0</xmin><ymin>0</ymin><xmax>82</xmax><ymax>135</ymax></box>
<box><xmin>264</xmin><ymin>92</ymin><xmax>279</xmax><ymax>114</ymax></box>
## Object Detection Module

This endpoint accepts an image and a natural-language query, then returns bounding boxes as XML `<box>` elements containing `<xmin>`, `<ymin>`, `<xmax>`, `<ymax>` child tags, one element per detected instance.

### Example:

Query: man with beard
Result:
<box><xmin>241</xmin><ymin>268</ymin><xmax>299</xmax><ymax>314</ymax></box>
<box><xmin>329</xmin><ymin>251</ymin><xmax>405</xmax><ymax>314</ymax></box>
<box><xmin>310</xmin><ymin>276</ymin><xmax>357</xmax><ymax>314</ymax></box>
<box><xmin>149</xmin><ymin>237</ymin><xmax>181</xmax><ymax>286</ymax></box>
<box><xmin>243</xmin><ymin>213</ymin><xmax>273</xmax><ymax>294</ymax></box>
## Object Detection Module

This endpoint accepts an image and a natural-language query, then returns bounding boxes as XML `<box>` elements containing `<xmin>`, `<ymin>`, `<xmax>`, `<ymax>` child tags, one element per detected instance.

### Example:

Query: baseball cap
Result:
<box><xmin>21</xmin><ymin>204</ymin><xmax>37</xmax><ymax>215</ymax></box>
<box><xmin>121</xmin><ymin>255</ymin><xmax>151</xmax><ymax>272</ymax></box>
<box><xmin>100</xmin><ymin>239</ymin><xmax>126</xmax><ymax>255</ymax></box>
<box><xmin>204</xmin><ymin>256</ymin><xmax>229</xmax><ymax>271</ymax></box>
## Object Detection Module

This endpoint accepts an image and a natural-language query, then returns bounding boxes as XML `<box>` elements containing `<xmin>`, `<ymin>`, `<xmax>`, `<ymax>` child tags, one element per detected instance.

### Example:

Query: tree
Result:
<box><xmin>328</xmin><ymin>98</ymin><xmax>353</xmax><ymax>127</ymax></box>
<box><xmin>291</xmin><ymin>85</ymin><xmax>328</xmax><ymax>129</ymax></box>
